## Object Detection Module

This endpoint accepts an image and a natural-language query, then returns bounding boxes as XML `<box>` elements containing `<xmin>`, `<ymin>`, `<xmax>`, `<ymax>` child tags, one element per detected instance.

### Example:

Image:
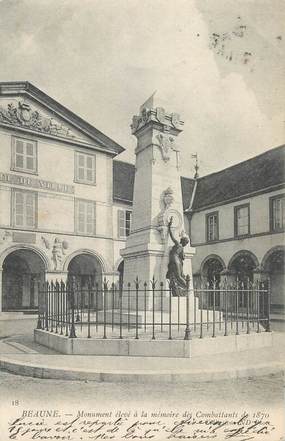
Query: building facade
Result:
<box><xmin>0</xmin><ymin>81</ymin><xmax>284</xmax><ymax>317</ymax></box>
<box><xmin>0</xmin><ymin>82</ymin><xmax>132</xmax><ymax>312</ymax></box>
<box><xmin>186</xmin><ymin>145</ymin><xmax>285</xmax><ymax>315</ymax></box>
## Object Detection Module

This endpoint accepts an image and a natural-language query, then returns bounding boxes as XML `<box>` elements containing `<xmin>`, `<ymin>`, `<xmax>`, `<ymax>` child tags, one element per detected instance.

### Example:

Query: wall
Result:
<box><xmin>0</xmin><ymin>123</ymin><xmax>121</xmax><ymax>289</ymax></box>
<box><xmin>190</xmin><ymin>189</ymin><xmax>285</xmax><ymax>273</ymax></box>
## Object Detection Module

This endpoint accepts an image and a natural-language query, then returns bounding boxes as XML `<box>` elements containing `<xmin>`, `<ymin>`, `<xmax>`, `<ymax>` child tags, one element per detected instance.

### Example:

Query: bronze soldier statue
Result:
<box><xmin>166</xmin><ymin>216</ymin><xmax>189</xmax><ymax>296</ymax></box>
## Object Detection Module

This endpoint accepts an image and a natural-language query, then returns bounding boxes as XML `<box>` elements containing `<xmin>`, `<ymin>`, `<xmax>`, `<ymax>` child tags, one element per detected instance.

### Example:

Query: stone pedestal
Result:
<box><xmin>121</xmin><ymin>94</ymin><xmax>195</xmax><ymax>310</ymax></box>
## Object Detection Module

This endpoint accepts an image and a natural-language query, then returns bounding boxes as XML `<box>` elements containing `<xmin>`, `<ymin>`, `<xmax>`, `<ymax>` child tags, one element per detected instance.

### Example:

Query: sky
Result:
<box><xmin>0</xmin><ymin>0</ymin><xmax>284</xmax><ymax>177</ymax></box>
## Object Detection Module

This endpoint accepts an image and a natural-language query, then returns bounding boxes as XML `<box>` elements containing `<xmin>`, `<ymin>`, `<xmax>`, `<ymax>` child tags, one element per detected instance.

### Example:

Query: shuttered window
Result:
<box><xmin>118</xmin><ymin>209</ymin><xmax>132</xmax><ymax>238</ymax></box>
<box><xmin>12</xmin><ymin>137</ymin><xmax>37</xmax><ymax>173</ymax></box>
<box><xmin>13</xmin><ymin>190</ymin><xmax>37</xmax><ymax>228</ymax></box>
<box><xmin>76</xmin><ymin>199</ymin><xmax>96</xmax><ymax>235</ymax></box>
<box><xmin>270</xmin><ymin>195</ymin><xmax>285</xmax><ymax>231</ymax></box>
<box><xmin>75</xmin><ymin>152</ymin><xmax>96</xmax><ymax>184</ymax></box>
<box><xmin>206</xmin><ymin>212</ymin><xmax>219</xmax><ymax>242</ymax></box>
<box><xmin>235</xmin><ymin>204</ymin><xmax>250</xmax><ymax>236</ymax></box>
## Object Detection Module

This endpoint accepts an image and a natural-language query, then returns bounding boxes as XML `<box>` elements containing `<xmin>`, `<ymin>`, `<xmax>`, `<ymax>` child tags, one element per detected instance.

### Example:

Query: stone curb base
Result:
<box><xmin>34</xmin><ymin>329</ymin><xmax>274</xmax><ymax>358</ymax></box>
<box><xmin>0</xmin><ymin>356</ymin><xmax>283</xmax><ymax>384</ymax></box>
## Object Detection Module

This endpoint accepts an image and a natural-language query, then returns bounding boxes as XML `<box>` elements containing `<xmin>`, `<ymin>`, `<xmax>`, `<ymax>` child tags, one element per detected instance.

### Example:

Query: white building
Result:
<box><xmin>0</xmin><ymin>81</ymin><xmax>284</xmax><ymax>318</ymax></box>
<box><xmin>185</xmin><ymin>145</ymin><xmax>285</xmax><ymax>316</ymax></box>
<box><xmin>0</xmin><ymin>81</ymin><xmax>132</xmax><ymax>312</ymax></box>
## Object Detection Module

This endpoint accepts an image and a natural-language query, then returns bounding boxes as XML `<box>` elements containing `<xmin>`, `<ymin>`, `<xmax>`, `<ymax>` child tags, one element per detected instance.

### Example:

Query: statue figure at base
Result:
<box><xmin>166</xmin><ymin>216</ymin><xmax>189</xmax><ymax>296</ymax></box>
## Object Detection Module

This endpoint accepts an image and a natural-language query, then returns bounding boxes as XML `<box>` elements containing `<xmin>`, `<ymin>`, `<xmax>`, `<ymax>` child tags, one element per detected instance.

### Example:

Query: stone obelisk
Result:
<box><xmin>121</xmin><ymin>94</ymin><xmax>195</xmax><ymax>309</ymax></box>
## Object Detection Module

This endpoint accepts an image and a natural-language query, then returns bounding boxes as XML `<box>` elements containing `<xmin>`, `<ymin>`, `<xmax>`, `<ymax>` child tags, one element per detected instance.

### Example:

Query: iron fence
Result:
<box><xmin>36</xmin><ymin>276</ymin><xmax>271</xmax><ymax>340</ymax></box>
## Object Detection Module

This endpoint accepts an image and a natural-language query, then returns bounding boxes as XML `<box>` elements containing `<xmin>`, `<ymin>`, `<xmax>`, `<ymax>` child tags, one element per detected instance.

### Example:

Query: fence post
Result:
<box><xmin>50</xmin><ymin>281</ymin><xmax>54</xmax><ymax>332</ymax></box>
<box><xmin>224</xmin><ymin>278</ymin><xmax>228</xmax><ymax>337</ymax></box>
<box><xmin>60</xmin><ymin>280</ymin><xmax>64</xmax><ymax>335</ymax></box>
<box><xmin>184</xmin><ymin>275</ymin><xmax>191</xmax><ymax>340</ymax></box>
<box><xmin>103</xmin><ymin>278</ymin><xmax>108</xmax><ymax>339</ymax></box>
<box><xmin>151</xmin><ymin>276</ymin><xmax>156</xmax><ymax>340</ymax></box>
<box><xmin>235</xmin><ymin>279</ymin><xmax>240</xmax><ymax>336</ymax></box>
<box><xmin>36</xmin><ymin>281</ymin><xmax>43</xmax><ymax>330</ymax></box>
<box><xmin>212</xmin><ymin>278</ymin><xmax>216</xmax><ymax>338</ymax></box>
<box><xmin>246</xmin><ymin>278</ymin><xmax>250</xmax><ymax>334</ymax></box>
<box><xmin>69</xmin><ymin>276</ymin><xmax>77</xmax><ymax>338</ymax></box>
<box><xmin>111</xmin><ymin>282</ymin><xmax>115</xmax><ymax>332</ymax></box>
<box><xmin>160</xmin><ymin>281</ymin><xmax>164</xmax><ymax>333</ymax></box>
<box><xmin>95</xmin><ymin>282</ymin><xmax>99</xmax><ymax>333</ymax></box>
<box><xmin>45</xmin><ymin>281</ymin><xmax>49</xmax><ymax>331</ymax></box>
<box><xmin>144</xmin><ymin>282</ymin><xmax>147</xmax><ymax>333</ymax></box>
<box><xmin>266</xmin><ymin>278</ymin><xmax>271</xmax><ymax>332</ymax></box>
<box><xmin>168</xmin><ymin>279</ymin><xmax>172</xmax><ymax>340</ymax></box>
<box><xmin>55</xmin><ymin>280</ymin><xmax>60</xmax><ymax>334</ymax></box>
<box><xmin>135</xmin><ymin>276</ymin><xmax>139</xmax><ymax>340</ymax></box>
<box><xmin>257</xmin><ymin>280</ymin><xmax>261</xmax><ymax>333</ymax></box>
<box><xmin>87</xmin><ymin>277</ymin><xmax>91</xmax><ymax>338</ymax></box>
<box><xmin>127</xmin><ymin>282</ymin><xmax>131</xmax><ymax>332</ymax></box>
<box><xmin>119</xmin><ymin>281</ymin><xmax>123</xmax><ymax>339</ymax></box>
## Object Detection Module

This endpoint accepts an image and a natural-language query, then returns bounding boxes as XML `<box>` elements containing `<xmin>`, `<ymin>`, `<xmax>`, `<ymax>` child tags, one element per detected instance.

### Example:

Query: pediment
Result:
<box><xmin>0</xmin><ymin>82</ymin><xmax>124</xmax><ymax>155</ymax></box>
<box><xmin>0</xmin><ymin>97</ymin><xmax>93</xmax><ymax>144</ymax></box>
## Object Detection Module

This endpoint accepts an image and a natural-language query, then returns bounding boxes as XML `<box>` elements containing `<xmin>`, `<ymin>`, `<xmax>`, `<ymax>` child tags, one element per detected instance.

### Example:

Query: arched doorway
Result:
<box><xmin>228</xmin><ymin>251</ymin><xmax>258</xmax><ymax>284</ymax></box>
<box><xmin>67</xmin><ymin>253</ymin><xmax>103</xmax><ymax>289</ymax></box>
<box><xmin>262</xmin><ymin>247</ymin><xmax>284</xmax><ymax>312</ymax></box>
<box><xmin>201</xmin><ymin>255</ymin><xmax>225</xmax><ymax>307</ymax></box>
<box><xmin>66</xmin><ymin>252</ymin><xmax>104</xmax><ymax>311</ymax></box>
<box><xmin>2</xmin><ymin>249</ymin><xmax>46</xmax><ymax>311</ymax></box>
<box><xmin>201</xmin><ymin>255</ymin><xmax>225</xmax><ymax>287</ymax></box>
<box><xmin>228</xmin><ymin>251</ymin><xmax>258</xmax><ymax>308</ymax></box>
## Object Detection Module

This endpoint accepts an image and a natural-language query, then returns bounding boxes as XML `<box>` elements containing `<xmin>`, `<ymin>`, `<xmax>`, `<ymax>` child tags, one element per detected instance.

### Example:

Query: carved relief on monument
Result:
<box><xmin>162</xmin><ymin>187</ymin><xmax>174</xmax><ymax>209</ymax></box>
<box><xmin>157</xmin><ymin>188</ymin><xmax>182</xmax><ymax>242</ymax></box>
<box><xmin>131</xmin><ymin>105</ymin><xmax>183</xmax><ymax>135</ymax></box>
<box><xmin>156</xmin><ymin>133</ymin><xmax>179</xmax><ymax>162</ymax></box>
<box><xmin>0</xmin><ymin>100</ymin><xmax>76</xmax><ymax>139</ymax></box>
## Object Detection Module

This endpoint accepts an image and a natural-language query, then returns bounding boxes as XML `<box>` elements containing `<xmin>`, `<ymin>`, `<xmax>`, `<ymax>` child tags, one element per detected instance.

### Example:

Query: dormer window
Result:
<box><xmin>11</xmin><ymin>137</ymin><xmax>37</xmax><ymax>174</ymax></box>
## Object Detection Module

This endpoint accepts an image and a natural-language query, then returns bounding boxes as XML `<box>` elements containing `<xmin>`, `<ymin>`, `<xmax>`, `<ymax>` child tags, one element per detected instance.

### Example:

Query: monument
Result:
<box><xmin>121</xmin><ymin>94</ymin><xmax>196</xmax><ymax>311</ymax></box>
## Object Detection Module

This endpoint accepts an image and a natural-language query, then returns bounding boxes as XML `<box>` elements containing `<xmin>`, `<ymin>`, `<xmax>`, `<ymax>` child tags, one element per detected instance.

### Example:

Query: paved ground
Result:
<box><xmin>0</xmin><ymin>369</ymin><xmax>283</xmax><ymax>409</ymax></box>
<box><xmin>0</xmin><ymin>332</ymin><xmax>284</xmax><ymax>384</ymax></box>
<box><xmin>0</xmin><ymin>320</ymin><xmax>284</xmax><ymax>440</ymax></box>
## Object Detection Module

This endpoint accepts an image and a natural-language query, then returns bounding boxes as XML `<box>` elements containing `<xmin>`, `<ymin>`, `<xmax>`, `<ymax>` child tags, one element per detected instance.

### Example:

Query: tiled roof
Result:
<box><xmin>181</xmin><ymin>176</ymin><xmax>195</xmax><ymax>210</ymax></box>
<box><xmin>113</xmin><ymin>161</ymin><xmax>195</xmax><ymax>207</ymax></box>
<box><xmin>192</xmin><ymin>144</ymin><xmax>285</xmax><ymax>210</ymax></box>
<box><xmin>113</xmin><ymin>144</ymin><xmax>285</xmax><ymax>210</ymax></box>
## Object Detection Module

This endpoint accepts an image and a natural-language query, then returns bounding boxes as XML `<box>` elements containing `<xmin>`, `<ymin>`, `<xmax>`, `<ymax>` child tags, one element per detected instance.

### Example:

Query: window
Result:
<box><xmin>12</xmin><ymin>190</ymin><xmax>37</xmax><ymax>228</ymax></box>
<box><xmin>75</xmin><ymin>152</ymin><xmax>96</xmax><ymax>184</ymax></box>
<box><xmin>206</xmin><ymin>212</ymin><xmax>219</xmax><ymax>242</ymax></box>
<box><xmin>75</xmin><ymin>199</ymin><xmax>96</xmax><ymax>235</ymax></box>
<box><xmin>234</xmin><ymin>204</ymin><xmax>250</xmax><ymax>237</ymax></box>
<box><xmin>12</xmin><ymin>137</ymin><xmax>37</xmax><ymax>174</ymax></box>
<box><xmin>118</xmin><ymin>210</ymin><xmax>132</xmax><ymax>238</ymax></box>
<box><xmin>270</xmin><ymin>194</ymin><xmax>285</xmax><ymax>231</ymax></box>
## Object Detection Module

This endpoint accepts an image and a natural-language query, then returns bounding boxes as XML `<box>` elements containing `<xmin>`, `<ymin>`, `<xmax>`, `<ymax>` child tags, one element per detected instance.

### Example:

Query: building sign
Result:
<box><xmin>0</xmin><ymin>172</ymin><xmax>74</xmax><ymax>194</ymax></box>
<box><xmin>12</xmin><ymin>232</ymin><xmax>36</xmax><ymax>244</ymax></box>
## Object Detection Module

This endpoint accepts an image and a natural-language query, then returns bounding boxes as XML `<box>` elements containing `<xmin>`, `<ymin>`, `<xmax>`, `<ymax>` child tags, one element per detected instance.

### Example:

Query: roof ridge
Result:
<box><xmin>114</xmin><ymin>159</ymin><xmax>135</xmax><ymax>167</ymax></box>
<box><xmin>197</xmin><ymin>144</ymin><xmax>285</xmax><ymax>181</ymax></box>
